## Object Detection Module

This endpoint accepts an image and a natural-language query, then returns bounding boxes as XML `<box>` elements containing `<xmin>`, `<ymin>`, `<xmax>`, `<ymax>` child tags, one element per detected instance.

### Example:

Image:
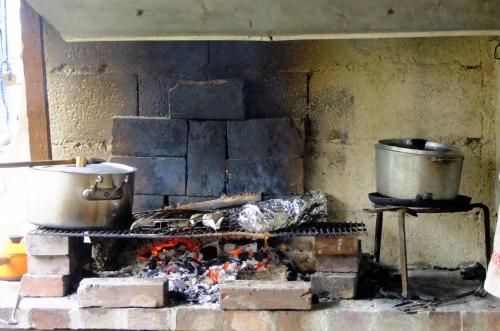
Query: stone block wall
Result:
<box><xmin>43</xmin><ymin>20</ymin><xmax>498</xmax><ymax>268</ymax></box>
<box><xmin>110</xmin><ymin>101</ymin><xmax>305</xmax><ymax>205</ymax></box>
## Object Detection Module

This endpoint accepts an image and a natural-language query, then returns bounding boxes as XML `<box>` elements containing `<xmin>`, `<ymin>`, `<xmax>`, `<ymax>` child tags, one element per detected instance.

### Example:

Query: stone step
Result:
<box><xmin>220</xmin><ymin>280</ymin><xmax>312</xmax><ymax>310</ymax></box>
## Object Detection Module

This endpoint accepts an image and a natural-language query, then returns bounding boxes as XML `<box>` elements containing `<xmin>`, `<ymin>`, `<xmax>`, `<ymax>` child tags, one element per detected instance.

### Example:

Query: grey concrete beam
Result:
<box><xmin>27</xmin><ymin>0</ymin><xmax>500</xmax><ymax>42</ymax></box>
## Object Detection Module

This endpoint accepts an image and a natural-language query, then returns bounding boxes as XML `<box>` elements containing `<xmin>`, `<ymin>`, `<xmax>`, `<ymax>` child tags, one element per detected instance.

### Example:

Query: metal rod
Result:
<box><xmin>472</xmin><ymin>203</ymin><xmax>492</xmax><ymax>266</ymax></box>
<box><xmin>398</xmin><ymin>208</ymin><xmax>409</xmax><ymax>299</ymax></box>
<box><xmin>374</xmin><ymin>212</ymin><xmax>383</xmax><ymax>264</ymax></box>
<box><xmin>0</xmin><ymin>158</ymin><xmax>75</xmax><ymax>168</ymax></box>
<box><xmin>0</xmin><ymin>288</ymin><xmax>21</xmax><ymax>325</ymax></box>
<box><xmin>31</xmin><ymin>222</ymin><xmax>367</xmax><ymax>239</ymax></box>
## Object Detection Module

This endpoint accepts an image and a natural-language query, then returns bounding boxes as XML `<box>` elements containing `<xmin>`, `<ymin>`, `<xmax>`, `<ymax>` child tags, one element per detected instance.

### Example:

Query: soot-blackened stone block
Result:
<box><xmin>227</xmin><ymin>118</ymin><xmax>304</xmax><ymax>159</ymax></box>
<box><xmin>187</xmin><ymin>121</ymin><xmax>226</xmax><ymax>196</ymax></box>
<box><xmin>110</xmin><ymin>156</ymin><xmax>186</xmax><ymax>195</ymax></box>
<box><xmin>112</xmin><ymin>116</ymin><xmax>187</xmax><ymax>157</ymax></box>
<box><xmin>138</xmin><ymin>75</ymin><xmax>177</xmax><ymax>117</ymax></box>
<box><xmin>226</xmin><ymin>158</ymin><xmax>304</xmax><ymax>195</ymax></box>
<box><xmin>169</xmin><ymin>80</ymin><xmax>245</xmax><ymax>120</ymax></box>
<box><xmin>133</xmin><ymin>195</ymin><xmax>165</xmax><ymax>212</ymax></box>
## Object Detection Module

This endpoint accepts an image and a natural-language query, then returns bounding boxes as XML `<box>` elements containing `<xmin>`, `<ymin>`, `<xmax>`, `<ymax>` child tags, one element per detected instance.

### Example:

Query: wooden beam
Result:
<box><xmin>20</xmin><ymin>0</ymin><xmax>51</xmax><ymax>160</ymax></box>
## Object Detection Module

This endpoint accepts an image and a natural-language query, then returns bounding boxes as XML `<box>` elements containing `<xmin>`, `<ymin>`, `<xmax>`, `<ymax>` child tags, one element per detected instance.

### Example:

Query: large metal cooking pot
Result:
<box><xmin>375</xmin><ymin>139</ymin><xmax>464</xmax><ymax>200</ymax></box>
<box><xmin>27</xmin><ymin>162</ymin><xmax>136</xmax><ymax>229</ymax></box>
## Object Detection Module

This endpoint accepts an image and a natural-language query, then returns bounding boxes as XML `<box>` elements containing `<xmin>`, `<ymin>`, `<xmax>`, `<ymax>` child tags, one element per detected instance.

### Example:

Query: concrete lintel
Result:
<box><xmin>27</xmin><ymin>0</ymin><xmax>500</xmax><ymax>42</ymax></box>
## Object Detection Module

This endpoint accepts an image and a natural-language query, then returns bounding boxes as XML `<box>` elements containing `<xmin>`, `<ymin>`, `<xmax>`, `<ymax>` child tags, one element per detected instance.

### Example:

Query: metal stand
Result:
<box><xmin>365</xmin><ymin>203</ymin><xmax>491</xmax><ymax>299</ymax></box>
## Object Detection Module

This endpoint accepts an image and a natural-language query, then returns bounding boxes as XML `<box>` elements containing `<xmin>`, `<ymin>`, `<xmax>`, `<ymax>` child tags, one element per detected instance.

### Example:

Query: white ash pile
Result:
<box><xmin>100</xmin><ymin>239</ymin><xmax>294</xmax><ymax>304</ymax></box>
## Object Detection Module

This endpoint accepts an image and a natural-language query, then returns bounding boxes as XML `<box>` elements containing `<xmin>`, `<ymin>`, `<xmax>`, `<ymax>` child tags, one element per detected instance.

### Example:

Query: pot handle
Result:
<box><xmin>82</xmin><ymin>175</ymin><xmax>128</xmax><ymax>201</ymax></box>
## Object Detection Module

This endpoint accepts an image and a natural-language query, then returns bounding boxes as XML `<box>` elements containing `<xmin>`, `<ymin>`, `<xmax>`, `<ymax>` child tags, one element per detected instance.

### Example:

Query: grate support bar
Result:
<box><xmin>30</xmin><ymin>222</ymin><xmax>367</xmax><ymax>240</ymax></box>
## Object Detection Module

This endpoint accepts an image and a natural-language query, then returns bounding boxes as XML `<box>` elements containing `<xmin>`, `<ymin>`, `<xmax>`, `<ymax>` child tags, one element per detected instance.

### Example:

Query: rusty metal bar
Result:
<box><xmin>398</xmin><ymin>209</ymin><xmax>409</xmax><ymax>299</ymax></box>
<box><xmin>374</xmin><ymin>212</ymin><xmax>383</xmax><ymax>264</ymax></box>
<box><xmin>30</xmin><ymin>222</ymin><xmax>367</xmax><ymax>240</ymax></box>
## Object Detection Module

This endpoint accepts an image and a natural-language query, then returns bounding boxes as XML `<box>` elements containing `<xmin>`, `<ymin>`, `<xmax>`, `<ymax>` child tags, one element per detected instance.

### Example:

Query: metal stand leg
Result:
<box><xmin>374</xmin><ymin>212</ymin><xmax>383</xmax><ymax>264</ymax></box>
<box><xmin>474</xmin><ymin>203</ymin><xmax>491</xmax><ymax>266</ymax></box>
<box><xmin>398</xmin><ymin>209</ymin><xmax>409</xmax><ymax>299</ymax></box>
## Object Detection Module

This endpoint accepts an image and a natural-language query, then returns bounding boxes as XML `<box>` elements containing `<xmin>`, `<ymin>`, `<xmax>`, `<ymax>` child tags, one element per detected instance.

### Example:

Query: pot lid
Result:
<box><xmin>31</xmin><ymin>162</ymin><xmax>136</xmax><ymax>174</ymax></box>
<box><xmin>376</xmin><ymin>139</ymin><xmax>464</xmax><ymax>158</ymax></box>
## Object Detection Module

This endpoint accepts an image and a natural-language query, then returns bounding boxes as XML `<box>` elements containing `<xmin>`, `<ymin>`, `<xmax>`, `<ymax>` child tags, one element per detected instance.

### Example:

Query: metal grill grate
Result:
<box><xmin>30</xmin><ymin>221</ymin><xmax>366</xmax><ymax>240</ymax></box>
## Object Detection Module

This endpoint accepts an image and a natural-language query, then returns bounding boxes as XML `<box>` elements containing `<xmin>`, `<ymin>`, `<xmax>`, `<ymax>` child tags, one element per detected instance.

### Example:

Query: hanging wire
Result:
<box><xmin>0</xmin><ymin>0</ymin><xmax>11</xmax><ymax>126</ymax></box>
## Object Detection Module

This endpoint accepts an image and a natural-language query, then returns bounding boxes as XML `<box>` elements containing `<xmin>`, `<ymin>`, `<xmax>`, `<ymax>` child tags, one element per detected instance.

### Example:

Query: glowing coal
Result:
<box><xmin>99</xmin><ymin>239</ymin><xmax>293</xmax><ymax>304</ymax></box>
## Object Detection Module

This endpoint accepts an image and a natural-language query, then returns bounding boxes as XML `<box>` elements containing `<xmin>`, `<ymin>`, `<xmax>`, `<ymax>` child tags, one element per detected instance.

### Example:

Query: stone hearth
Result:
<box><xmin>1</xmin><ymin>281</ymin><xmax>499</xmax><ymax>330</ymax></box>
<box><xmin>2</xmin><ymin>270</ymin><xmax>500</xmax><ymax>330</ymax></box>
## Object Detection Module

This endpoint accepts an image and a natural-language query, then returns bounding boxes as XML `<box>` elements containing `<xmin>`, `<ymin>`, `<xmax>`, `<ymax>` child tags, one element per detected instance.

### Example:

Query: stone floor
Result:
<box><xmin>0</xmin><ymin>270</ymin><xmax>499</xmax><ymax>330</ymax></box>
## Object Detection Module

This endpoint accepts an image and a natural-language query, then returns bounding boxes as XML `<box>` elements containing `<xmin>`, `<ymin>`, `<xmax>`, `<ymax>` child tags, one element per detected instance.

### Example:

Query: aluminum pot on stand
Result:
<box><xmin>27</xmin><ymin>162</ymin><xmax>136</xmax><ymax>229</ymax></box>
<box><xmin>375</xmin><ymin>139</ymin><xmax>464</xmax><ymax>200</ymax></box>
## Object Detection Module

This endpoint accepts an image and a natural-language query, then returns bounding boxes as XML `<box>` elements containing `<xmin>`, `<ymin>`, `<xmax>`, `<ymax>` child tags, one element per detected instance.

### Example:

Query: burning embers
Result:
<box><xmin>139</xmin><ymin>239</ymin><xmax>200</xmax><ymax>260</ymax></box>
<box><xmin>109</xmin><ymin>238</ymin><xmax>292</xmax><ymax>304</ymax></box>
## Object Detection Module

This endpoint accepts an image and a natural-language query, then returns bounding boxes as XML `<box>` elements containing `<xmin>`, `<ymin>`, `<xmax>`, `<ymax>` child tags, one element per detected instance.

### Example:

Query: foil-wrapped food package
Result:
<box><xmin>237</xmin><ymin>191</ymin><xmax>328</xmax><ymax>232</ymax></box>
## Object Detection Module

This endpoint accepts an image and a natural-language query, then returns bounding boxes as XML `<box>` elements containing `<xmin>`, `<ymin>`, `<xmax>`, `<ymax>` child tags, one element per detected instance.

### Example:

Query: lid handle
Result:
<box><xmin>410</xmin><ymin>139</ymin><xmax>427</xmax><ymax>150</ymax></box>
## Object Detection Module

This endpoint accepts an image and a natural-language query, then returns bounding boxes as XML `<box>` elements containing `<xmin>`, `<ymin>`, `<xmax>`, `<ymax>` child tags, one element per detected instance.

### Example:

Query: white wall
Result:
<box><xmin>0</xmin><ymin>0</ymin><xmax>31</xmax><ymax>242</ymax></box>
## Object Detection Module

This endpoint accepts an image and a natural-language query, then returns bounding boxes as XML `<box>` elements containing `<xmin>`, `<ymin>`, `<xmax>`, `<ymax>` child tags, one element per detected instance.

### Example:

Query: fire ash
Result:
<box><xmin>106</xmin><ymin>239</ymin><xmax>292</xmax><ymax>304</ymax></box>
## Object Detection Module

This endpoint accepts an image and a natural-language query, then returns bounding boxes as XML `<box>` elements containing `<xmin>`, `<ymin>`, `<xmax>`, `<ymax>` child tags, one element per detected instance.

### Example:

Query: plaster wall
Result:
<box><xmin>43</xmin><ymin>22</ymin><xmax>498</xmax><ymax>267</ymax></box>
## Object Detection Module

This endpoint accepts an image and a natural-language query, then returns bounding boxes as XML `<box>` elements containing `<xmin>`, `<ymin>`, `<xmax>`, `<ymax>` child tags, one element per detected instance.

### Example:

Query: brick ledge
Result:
<box><xmin>1</xmin><ymin>281</ymin><xmax>499</xmax><ymax>330</ymax></box>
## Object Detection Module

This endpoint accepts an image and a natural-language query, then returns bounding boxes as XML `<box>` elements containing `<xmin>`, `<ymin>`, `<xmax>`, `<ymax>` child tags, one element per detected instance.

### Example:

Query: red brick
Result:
<box><xmin>311</xmin><ymin>272</ymin><xmax>358</xmax><ymax>298</ymax></box>
<box><xmin>28</xmin><ymin>254</ymin><xmax>79</xmax><ymax>275</ymax></box>
<box><xmin>428</xmin><ymin>312</ymin><xmax>461</xmax><ymax>331</ymax></box>
<box><xmin>276</xmin><ymin>311</ymin><xmax>325</xmax><ymax>331</ymax></box>
<box><xmin>26</xmin><ymin>235</ymin><xmax>82</xmax><ymax>256</ymax></box>
<box><xmin>315</xmin><ymin>255</ymin><xmax>360</xmax><ymax>272</ymax></box>
<box><xmin>29</xmin><ymin>308</ymin><xmax>71</xmax><ymax>330</ymax></box>
<box><xmin>225</xmin><ymin>311</ymin><xmax>274</xmax><ymax>331</ymax></box>
<box><xmin>315</xmin><ymin>236</ymin><xmax>359</xmax><ymax>256</ymax></box>
<box><xmin>461</xmin><ymin>311</ymin><xmax>500</xmax><ymax>331</ymax></box>
<box><xmin>75</xmin><ymin>307</ymin><xmax>128</xmax><ymax>329</ymax></box>
<box><xmin>21</xmin><ymin>274</ymin><xmax>70</xmax><ymax>297</ymax></box>
<box><xmin>127</xmin><ymin>308</ymin><xmax>174</xmax><ymax>330</ymax></box>
<box><xmin>372</xmin><ymin>310</ymin><xmax>430</xmax><ymax>331</ymax></box>
<box><xmin>77</xmin><ymin>277</ymin><xmax>168</xmax><ymax>308</ymax></box>
<box><xmin>175</xmin><ymin>306</ymin><xmax>224</xmax><ymax>331</ymax></box>
<box><xmin>220</xmin><ymin>280</ymin><xmax>311</xmax><ymax>310</ymax></box>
